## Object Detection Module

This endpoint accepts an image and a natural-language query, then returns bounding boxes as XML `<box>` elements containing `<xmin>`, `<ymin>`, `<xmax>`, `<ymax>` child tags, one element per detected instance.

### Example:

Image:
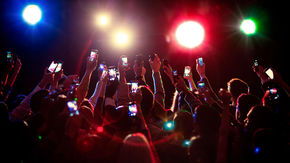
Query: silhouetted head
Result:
<box><xmin>227</xmin><ymin>78</ymin><xmax>249</xmax><ymax>103</ymax></box>
<box><xmin>118</xmin><ymin>133</ymin><xmax>155</xmax><ymax>163</ymax></box>
<box><xmin>29</xmin><ymin>89</ymin><xmax>49</xmax><ymax>113</ymax></box>
<box><xmin>173</xmin><ymin>111</ymin><xmax>195</xmax><ymax>139</ymax></box>
<box><xmin>194</xmin><ymin>105</ymin><xmax>221</xmax><ymax>135</ymax></box>
<box><xmin>244</xmin><ymin>105</ymin><xmax>275</xmax><ymax>135</ymax></box>
<box><xmin>236</xmin><ymin>93</ymin><xmax>260</xmax><ymax>125</ymax></box>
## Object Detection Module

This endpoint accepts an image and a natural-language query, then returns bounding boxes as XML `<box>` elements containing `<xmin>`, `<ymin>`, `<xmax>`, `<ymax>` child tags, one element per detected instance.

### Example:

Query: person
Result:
<box><xmin>189</xmin><ymin>104</ymin><xmax>221</xmax><ymax>163</ymax></box>
<box><xmin>235</xmin><ymin>93</ymin><xmax>260</xmax><ymax>127</ymax></box>
<box><xmin>227</xmin><ymin>78</ymin><xmax>249</xmax><ymax>107</ymax></box>
<box><xmin>118</xmin><ymin>133</ymin><xmax>157</xmax><ymax>163</ymax></box>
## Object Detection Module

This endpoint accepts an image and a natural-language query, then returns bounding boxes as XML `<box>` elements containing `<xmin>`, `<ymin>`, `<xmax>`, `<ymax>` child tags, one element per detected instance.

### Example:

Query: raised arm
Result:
<box><xmin>10</xmin><ymin>67</ymin><xmax>53</xmax><ymax>121</ymax></box>
<box><xmin>76</xmin><ymin>56</ymin><xmax>98</xmax><ymax>105</ymax></box>
<box><xmin>196</xmin><ymin>59</ymin><xmax>222</xmax><ymax>105</ymax></box>
<box><xmin>149</xmin><ymin>54</ymin><xmax>165</xmax><ymax>108</ymax></box>
<box><xmin>89</xmin><ymin>67</ymin><xmax>108</xmax><ymax>107</ymax></box>
<box><xmin>183</xmin><ymin>66</ymin><xmax>197</xmax><ymax>91</ymax></box>
<box><xmin>117</xmin><ymin>55</ymin><xmax>130</xmax><ymax>106</ymax></box>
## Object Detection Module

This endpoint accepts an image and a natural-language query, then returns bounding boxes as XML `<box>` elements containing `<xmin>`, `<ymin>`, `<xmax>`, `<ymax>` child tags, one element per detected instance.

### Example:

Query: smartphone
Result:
<box><xmin>90</xmin><ymin>49</ymin><xmax>98</xmax><ymax>61</ymax></box>
<box><xmin>55</xmin><ymin>63</ymin><xmax>62</xmax><ymax>72</ymax></box>
<box><xmin>128</xmin><ymin>103</ymin><xmax>138</xmax><ymax>117</ymax></box>
<box><xmin>48</xmin><ymin>61</ymin><xmax>58</xmax><ymax>73</ymax></box>
<box><xmin>269</xmin><ymin>88</ymin><xmax>277</xmax><ymax>94</ymax></box>
<box><xmin>99</xmin><ymin>64</ymin><xmax>105</xmax><ymax>70</ymax></box>
<box><xmin>121</xmin><ymin>56</ymin><xmax>128</xmax><ymax>66</ymax></box>
<box><xmin>254</xmin><ymin>60</ymin><xmax>259</xmax><ymax>71</ymax></box>
<box><xmin>7</xmin><ymin>51</ymin><xmax>13</xmax><ymax>59</ymax></box>
<box><xmin>265</xmin><ymin>68</ymin><xmax>274</xmax><ymax>79</ymax></box>
<box><xmin>173</xmin><ymin>70</ymin><xmax>178</xmax><ymax>77</ymax></box>
<box><xmin>131</xmin><ymin>82</ymin><xmax>138</xmax><ymax>93</ymax></box>
<box><xmin>67</xmin><ymin>100</ymin><xmax>79</xmax><ymax>117</ymax></box>
<box><xmin>198</xmin><ymin>82</ymin><xmax>205</xmax><ymax>88</ymax></box>
<box><xmin>198</xmin><ymin>57</ymin><xmax>204</xmax><ymax>66</ymax></box>
<box><xmin>184</xmin><ymin>66</ymin><xmax>191</xmax><ymax>77</ymax></box>
<box><xmin>108</xmin><ymin>68</ymin><xmax>117</xmax><ymax>81</ymax></box>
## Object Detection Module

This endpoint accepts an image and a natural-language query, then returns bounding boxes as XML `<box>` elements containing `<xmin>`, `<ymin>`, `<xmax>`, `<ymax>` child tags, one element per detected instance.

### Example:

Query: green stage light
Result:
<box><xmin>240</xmin><ymin>19</ymin><xmax>256</xmax><ymax>35</ymax></box>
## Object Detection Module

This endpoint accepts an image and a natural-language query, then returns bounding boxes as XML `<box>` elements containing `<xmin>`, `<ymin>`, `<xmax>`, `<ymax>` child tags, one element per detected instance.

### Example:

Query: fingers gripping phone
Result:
<box><xmin>48</xmin><ymin>61</ymin><xmax>62</xmax><ymax>73</ymax></box>
<box><xmin>198</xmin><ymin>57</ymin><xmax>204</xmax><ymax>66</ymax></box>
<box><xmin>197</xmin><ymin>81</ymin><xmax>206</xmax><ymax>92</ymax></box>
<box><xmin>90</xmin><ymin>49</ymin><xmax>98</xmax><ymax>61</ymax></box>
<box><xmin>67</xmin><ymin>100</ymin><xmax>79</xmax><ymax>117</ymax></box>
<box><xmin>131</xmin><ymin>82</ymin><xmax>138</xmax><ymax>93</ymax></box>
<box><xmin>184</xmin><ymin>66</ymin><xmax>191</xmax><ymax>77</ymax></box>
<box><xmin>99</xmin><ymin>64</ymin><xmax>105</xmax><ymax>70</ymax></box>
<box><xmin>108</xmin><ymin>68</ymin><xmax>117</xmax><ymax>81</ymax></box>
<box><xmin>122</xmin><ymin>56</ymin><xmax>128</xmax><ymax>66</ymax></box>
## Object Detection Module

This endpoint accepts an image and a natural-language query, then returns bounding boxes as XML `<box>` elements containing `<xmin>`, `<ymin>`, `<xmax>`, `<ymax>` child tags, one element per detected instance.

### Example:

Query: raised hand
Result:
<box><xmin>252</xmin><ymin>65</ymin><xmax>269</xmax><ymax>84</ymax></box>
<box><xmin>86</xmin><ymin>56</ymin><xmax>98</xmax><ymax>73</ymax></box>
<box><xmin>163</xmin><ymin>64</ymin><xmax>174</xmax><ymax>85</ymax></box>
<box><xmin>149</xmin><ymin>53</ymin><xmax>161</xmax><ymax>73</ymax></box>
<box><xmin>196</xmin><ymin>59</ymin><xmax>206</xmax><ymax>79</ymax></box>
<box><xmin>39</xmin><ymin>67</ymin><xmax>54</xmax><ymax>89</ymax></box>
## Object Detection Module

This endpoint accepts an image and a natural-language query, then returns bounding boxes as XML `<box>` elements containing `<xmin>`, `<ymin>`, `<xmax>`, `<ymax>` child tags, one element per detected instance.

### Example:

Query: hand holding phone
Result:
<box><xmin>265</xmin><ymin>68</ymin><xmax>274</xmax><ymax>79</ymax></box>
<box><xmin>121</xmin><ymin>56</ymin><xmax>128</xmax><ymax>66</ymax></box>
<box><xmin>48</xmin><ymin>61</ymin><xmax>58</xmax><ymax>73</ymax></box>
<box><xmin>198</xmin><ymin>57</ymin><xmax>204</xmax><ymax>66</ymax></box>
<box><xmin>48</xmin><ymin>61</ymin><xmax>62</xmax><ymax>73</ymax></box>
<box><xmin>184</xmin><ymin>66</ymin><xmax>191</xmax><ymax>77</ymax></box>
<box><xmin>90</xmin><ymin>49</ymin><xmax>98</xmax><ymax>61</ymax></box>
<box><xmin>108</xmin><ymin>68</ymin><xmax>117</xmax><ymax>81</ymax></box>
<box><xmin>196</xmin><ymin>57</ymin><xmax>206</xmax><ymax>78</ymax></box>
<box><xmin>67</xmin><ymin>100</ymin><xmax>79</xmax><ymax>117</ymax></box>
<box><xmin>197</xmin><ymin>81</ymin><xmax>206</xmax><ymax>93</ymax></box>
<box><xmin>128</xmin><ymin>102</ymin><xmax>138</xmax><ymax>117</ymax></box>
<box><xmin>131</xmin><ymin>82</ymin><xmax>138</xmax><ymax>93</ymax></box>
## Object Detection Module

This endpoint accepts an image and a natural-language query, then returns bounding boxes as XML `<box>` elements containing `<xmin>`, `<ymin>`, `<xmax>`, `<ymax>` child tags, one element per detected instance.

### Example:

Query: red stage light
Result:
<box><xmin>175</xmin><ymin>21</ymin><xmax>205</xmax><ymax>49</ymax></box>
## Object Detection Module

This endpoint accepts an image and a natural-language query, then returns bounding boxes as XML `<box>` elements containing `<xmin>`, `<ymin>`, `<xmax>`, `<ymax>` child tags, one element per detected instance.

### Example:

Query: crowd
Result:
<box><xmin>0</xmin><ymin>51</ymin><xmax>289</xmax><ymax>163</ymax></box>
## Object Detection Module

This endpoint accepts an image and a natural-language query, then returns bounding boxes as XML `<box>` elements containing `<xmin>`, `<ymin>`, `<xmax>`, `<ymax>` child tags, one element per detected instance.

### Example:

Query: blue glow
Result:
<box><xmin>163</xmin><ymin>121</ymin><xmax>175</xmax><ymax>131</ymax></box>
<box><xmin>22</xmin><ymin>5</ymin><xmax>42</xmax><ymax>25</ymax></box>
<box><xmin>182</xmin><ymin>140</ymin><xmax>192</xmax><ymax>147</ymax></box>
<box><xmin>254</xmin><ymin>147</ymin><xmax>261</xmax><ymax>154</ymax></box>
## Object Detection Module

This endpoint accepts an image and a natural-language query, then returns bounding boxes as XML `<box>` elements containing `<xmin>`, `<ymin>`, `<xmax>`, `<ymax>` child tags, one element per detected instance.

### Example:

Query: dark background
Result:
<box><xmin>0</xmin><ymin>0</ymin><xmax>288</xmax><ymax>101</ymax></box>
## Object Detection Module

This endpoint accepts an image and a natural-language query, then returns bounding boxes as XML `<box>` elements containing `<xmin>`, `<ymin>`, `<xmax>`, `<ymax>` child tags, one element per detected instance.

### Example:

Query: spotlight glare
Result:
<box><xmin>22</xmin><ymin>5</ymin><xmax>42</xmax><ymax>25</ymax></box>
<box><xmin>114</xmin><ymin>31</ymin><xmax>130</xmax><ymax>47</ymax></box>
<box><xmin>175</xmin><ymin>21</ymin><xmax>205</xmax><ymax>49</ymax></box>
<box><xmin>97</xmin><ymin>14</ymin><xmax>110</xmax><ymax>27</ymax></box>
<box><xmin>240</xmin><ymin>19</ymin><xmax>256</xmax><ymax>35</ymax></box>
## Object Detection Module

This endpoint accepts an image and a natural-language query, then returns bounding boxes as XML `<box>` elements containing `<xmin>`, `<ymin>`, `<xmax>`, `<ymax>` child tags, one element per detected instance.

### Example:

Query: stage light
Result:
<box><xmin>175</xmin><ymin>21</ymin><xmax>205</xmax><ymax>48</ymax></box>
<box><xmin>97</xmin><ymin>14</ymin><xmax>110</xmax><ymax>27</ymax></box>
<box><xmin>114</xmin><ymin>30</ymin><xmax>130</xmax><ymax>47</ymax></box>
<box><xmin>240</xmin><ymin>19</ymin><xmax>256</xmax><ymax>35</ymax></box>
<box><xmin>22</xmin><ymin>4</ymin><xmax>42</xmax><ymax>25</ymax></box>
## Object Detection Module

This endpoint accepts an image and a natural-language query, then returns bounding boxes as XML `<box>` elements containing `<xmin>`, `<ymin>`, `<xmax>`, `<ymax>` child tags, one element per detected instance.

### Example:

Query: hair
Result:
<box><xmin>227</xmin><ymin>78</ymin><xmax>249</xmax><ymax>101</ymax></box>
<box><xmin>118</xmin><ymin>133</ymin><xmax>156</xmax><ymax>163</ymax></box>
